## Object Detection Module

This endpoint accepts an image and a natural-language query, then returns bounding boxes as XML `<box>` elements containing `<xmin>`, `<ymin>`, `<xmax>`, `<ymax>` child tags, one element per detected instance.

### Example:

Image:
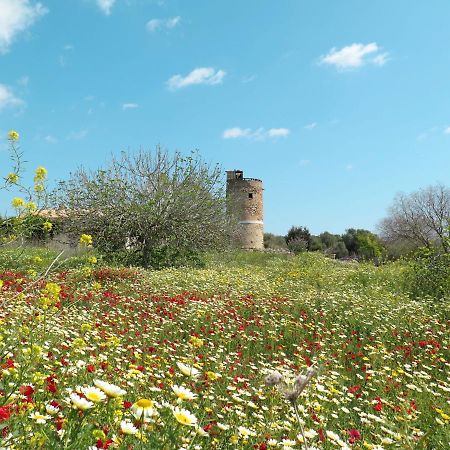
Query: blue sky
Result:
<box><xmin>0</xmin><ymin>0</ymin><xmax>449</xmax><ymax>235</ymax></box>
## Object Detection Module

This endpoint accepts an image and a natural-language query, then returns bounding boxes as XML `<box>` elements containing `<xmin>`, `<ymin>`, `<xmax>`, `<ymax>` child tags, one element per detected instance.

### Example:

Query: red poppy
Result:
<box><xmin>348</xmin><ymin>428</ymin><xmax>361</xmax><ymax>443</ymax></box>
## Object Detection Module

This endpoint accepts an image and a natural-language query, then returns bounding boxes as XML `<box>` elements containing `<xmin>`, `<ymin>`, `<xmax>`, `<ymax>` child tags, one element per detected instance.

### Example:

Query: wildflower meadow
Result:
<box><xmin>0</xmin><ymin>249</ymin><xmax>448</xmax><ymax>449</ymax></box>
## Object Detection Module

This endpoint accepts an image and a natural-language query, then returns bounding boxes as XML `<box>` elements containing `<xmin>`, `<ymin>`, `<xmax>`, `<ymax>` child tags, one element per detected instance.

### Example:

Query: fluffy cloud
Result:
<box><xmin>122</xmin><ymin>103</ymin><xmax>139</xmax><ymax>110</ymax></box>
<box><xmin>223</xmin><ymin>127</ymin><xmax>290</xmax><ymax>141</ymax></box>
<box><xmin>320</xmin><ymin>43</ymin><xmax>389</xmax><ymax>70</ymax></box>
<box><xmin>304</xmin><ymin>122</ymin><xmax>317</xmax><ymax>130</ymax></box>
<box><xmin>146</xmin><ymin>16</ymin><xmax>181</xmax><ymax>32</ymax></box>
<box><xmin>167</xmin><ymin>67</ymin><xmax>226</xmax><ymax>90</ymax></box>
<box><xmin>268</xmin><ymin>128</ymin><xmax>289</xmax><ymax>137</ymax></box>
<box><xmin>0</xmin><ymin>84</ymin><xmax>24</xmax><ymax>110</ymax></box>
<box><xmin>96</xmin><ymin>0</ymin><xmax>116</xmax><ymax>15</ymax></box>
<box><xmin>0</xmin><ymin>0</ymin><xmax>48</xmax><ymax>54</ymax></box>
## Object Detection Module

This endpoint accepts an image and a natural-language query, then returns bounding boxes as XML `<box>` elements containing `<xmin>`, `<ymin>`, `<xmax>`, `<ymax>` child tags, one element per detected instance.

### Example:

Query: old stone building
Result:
<box><xmin>226</xmin><ymin>170</ymin><xmax>264</xmax><ymax>249</ymax></box>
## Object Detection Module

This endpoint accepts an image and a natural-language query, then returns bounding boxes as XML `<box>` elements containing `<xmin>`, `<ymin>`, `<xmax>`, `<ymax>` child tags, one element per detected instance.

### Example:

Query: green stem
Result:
<box><xmin>292</xmin><ymin>401</ymin><xmax>309</xmax><ymax>450</ymax></box>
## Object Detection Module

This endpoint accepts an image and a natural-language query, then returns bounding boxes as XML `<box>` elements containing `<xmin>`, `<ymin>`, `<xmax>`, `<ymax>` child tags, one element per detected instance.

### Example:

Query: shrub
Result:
<box><xmin>404</xmin><ymin>247</ymin><xmax>450</xmax><ymax>301</ymax></box>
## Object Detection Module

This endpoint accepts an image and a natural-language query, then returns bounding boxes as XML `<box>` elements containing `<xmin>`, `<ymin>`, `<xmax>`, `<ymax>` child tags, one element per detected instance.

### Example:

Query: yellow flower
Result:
<box><xmin>11</xmin><ymin>197</ymin><xmax>25</xmax><ymax>208</ymax></box>
<box><xmin>189</xmin><ymin>336</ymin><xmax>204</xmax><ymax>348</ymax></box>
<box><xmin>34</xmin><ymin>184</ymin><xmax>44</xmax><ymax>193</ymax></box>
<box><xmin>0</xmin><ymin>280</ymin><xmax>3</xmax><ymax>289</ymax></box>
<box><xmin>34</xmin><ymin>166</ymin><xmax>48</xmax><ymax>182</ymax></box>
<box><xmin>8</xmin><ymin>130</ymin><xmax>19</xmax><ymax>141</ymax></box>
<box><xmin>79</xmin><ymin>234</ymin><xmax>93</xmax><ymax>247</ymax></box>
<box><xmin>5</xmin><ymin>172</ymin><xmax>19</xmax><ymax>184</ymax></box>
<box><xmin>26</xmin><ymin>202</ymin><xmax>37</xmax><ymax>211</ymax></box>
<box><xmin>43</xmin><ymin>221</ymin><xmax>53</xmax><ymax>232</ymax></box>
<box><xmin>206</xmin><ymin>371</ymin><xmax>221</xmax><ymax>381</ymax></box>
<box><xmin>88</xmin><ymin>256</ymin><xmax>97</xmax><ymax>264</ymax></box>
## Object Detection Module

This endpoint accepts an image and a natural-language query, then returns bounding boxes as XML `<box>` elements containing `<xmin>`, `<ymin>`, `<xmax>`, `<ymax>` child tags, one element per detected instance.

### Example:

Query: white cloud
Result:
<box><xmin>223</xmin><ymin>127</ymin><xmax>252</xmax><ymax>139</ymax></box>
<box><xmin>0</xmin><ymin>84</ymin><xmax>24</xmax><ymax>110</ymax></box>
<box><xmin>122</xmin><ymin>103</ymin><xmax>139</xmax><ymax>110</ymax></box>
<box><xmin>304</xmin><ymin>122</ymin><xmax>317</xmax><ymax>130</ymax></box>
<box><xmin>268</xmin><ymin>128</ymin><xmax>290</xmax><ymax>137</ymax></box>
<box><xmin>0</xmin><ymin>0</ymin><xmax>48</xmax><ymax>54</ymax></box>
<box><xmin>345</xmin><ymin>164</ymin><xmax>354</xmax><ymax>171</ymax></box>
<box><xmin>146</xmin><ymin>16</ymin><xmax>180</xmax><ymax>32</ymax></box>
<box><xmin>223</xmin><ymin>127</ymin><xmax>290</xmax><ymax>141</ymax></box>
<box><xmin>320</xmin><ymin>43</ymin><xmax>389</xmax><ymax>70</ymax></box>
<box><xmin>167</xmin><ymin>67</ymin><xmax>226</xmax><ymax>90</ymax></box>
<box><xmin>444</xmin><ymin>127</ymin><xmax>450</xmax><ymax>135</ymax></box>
<box><xmin>96</xmin><ymin>0</ymin><xmax>116</xmax><ymax>15</ymax></box>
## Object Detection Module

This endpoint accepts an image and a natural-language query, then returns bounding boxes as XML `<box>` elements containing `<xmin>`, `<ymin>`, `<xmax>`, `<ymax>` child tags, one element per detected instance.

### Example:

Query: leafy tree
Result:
<box><xmin>53</xmin><ymin>148</ymin><xmax>232</xmax><ymax>268</ymax></box>
<box><xmin>285</xmin><ymin>226</ymin><xmax>311</xmax><ymax>250</ymax></box>
<box><xmin>319</xmin><ymin>231</ymin><xmax>338</xmax><ymax>249</ymax></box>
<box><xmin>309</xmin><ymin>235</ymin><xmax>324</xmax><ymax>252</ymax></box>
<box><xmin>332</xmin><ymin>240</ymin><xmax>349</xmax><ymax>259</ymax></box>
<box><xmin>342</xmin><ymin>228</ymin><xmax>384</xmax><ymax>260</ymax></box>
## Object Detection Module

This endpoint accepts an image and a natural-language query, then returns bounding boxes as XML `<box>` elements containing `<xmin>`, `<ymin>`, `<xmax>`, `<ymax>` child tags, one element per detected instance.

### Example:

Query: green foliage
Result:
<box><xmin>263</xmin><ymin>232</ymin><xmax>288</xmax><ymax>250</ymax></box>
<box><xmin>342</xmin><ymin>228</ymin><xmax>384</xmax><ymax>260</ymax></box>
<box><xmin>0</xmin><ymin>246</ymin><xmax>96</xmax><ymax>273</ymax></box>
<box><xmin>404</xmin><ymin>247</ymin><xmax>450</xmax><ymax>301</ymax></box>
<box><xmin>285</xmin><ymin>226</ymin><xmax>311</xmax><ymax>253</ymax></box>
<box><xmin>54</xmin><ymin>148</ymin><xmax>232</xmax><ymax>269</ymax></box>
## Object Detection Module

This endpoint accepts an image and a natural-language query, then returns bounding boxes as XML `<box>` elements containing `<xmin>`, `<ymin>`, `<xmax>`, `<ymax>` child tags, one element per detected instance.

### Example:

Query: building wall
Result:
<box><xmin>226</xmin><ymin>171</ymin><xmax>264</xmax><ymax>250</ymax></box>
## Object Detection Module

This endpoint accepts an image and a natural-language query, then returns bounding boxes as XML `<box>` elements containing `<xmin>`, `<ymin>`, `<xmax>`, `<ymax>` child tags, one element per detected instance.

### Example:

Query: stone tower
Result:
<box><xmin>226</xmin><ymin>169</ymin><xmax>264</xmax><ymax>250</ymax></box>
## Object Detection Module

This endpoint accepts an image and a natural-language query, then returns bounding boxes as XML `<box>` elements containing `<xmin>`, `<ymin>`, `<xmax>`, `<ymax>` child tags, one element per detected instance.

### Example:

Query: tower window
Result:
<box><xmin>248</xmin><ymin>193</ymin><xmax>253</xmax><ymax>199</ymax></box>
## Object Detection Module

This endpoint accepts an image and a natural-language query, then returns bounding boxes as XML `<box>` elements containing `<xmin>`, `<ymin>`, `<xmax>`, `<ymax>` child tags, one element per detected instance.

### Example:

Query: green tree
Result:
<box><xmin>54</xmin><ymin>148</ymin><xmax>232</xmax><ymax>268</ymax></box>
<box><xmin>285</xmin><ymin>226</ymin><xmax>311</xmax><ymax>251</ymax></box>
<box><xmin>342</xmin><ymin>228</ymin><xmax>384</xmax><ymax>260</ymax></box>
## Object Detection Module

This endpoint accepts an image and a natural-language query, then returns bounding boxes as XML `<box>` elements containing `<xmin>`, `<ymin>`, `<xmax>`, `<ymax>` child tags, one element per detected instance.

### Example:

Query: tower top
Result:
<box><xmin>226</xmin><ymin>169</ymin><xmax>262</xmax><ymax>183</ymax></box>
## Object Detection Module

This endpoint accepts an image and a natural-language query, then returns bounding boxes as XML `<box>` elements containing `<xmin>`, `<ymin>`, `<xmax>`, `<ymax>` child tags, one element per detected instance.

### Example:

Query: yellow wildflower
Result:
<box><xmin>11</xmin><ymin>197</ymin><xmax>25</xmax><ymax>208</ymax></box>
<box><xmin>43</xmin><ymin>221</ymin><xmax>53</xmax><ymax>232</ymax></box>
<box><xmin>79</xmin><ymin>234</ymin><xmax>93</xmax><ymax>247</ymax></box>
<box><xmin>8</xmin><ymin>130</ymin><xmax>19</xmax><ymax>141</ymax></box>
<box><xmin>5</xmin><ymin>172</ymin><xmax>19</xmax><ymax>184</ymax></box>
<box><xmin>34</xmin><ymin>166</ymin><xmax>48</xmax><ymax>182</ymax></box>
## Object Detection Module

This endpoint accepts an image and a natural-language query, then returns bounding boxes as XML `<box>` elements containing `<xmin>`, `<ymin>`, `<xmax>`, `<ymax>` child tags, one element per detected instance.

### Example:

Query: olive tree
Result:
<box><xmin>379</xmin><ymin>184</ymin><xmax>450</xmax><ymax>253</ymax></box>
<box><xmin>54</xmin><ymin>148</ymin><xmax>233</xmax><ymax>268</ymax></box>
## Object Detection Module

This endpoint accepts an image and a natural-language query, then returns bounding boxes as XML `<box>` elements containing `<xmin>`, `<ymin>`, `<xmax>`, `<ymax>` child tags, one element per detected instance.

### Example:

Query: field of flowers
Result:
<box><xmin>0</xmin><ymin>251</ymin><xmax>448</xmax><ymax>449</ymax></box>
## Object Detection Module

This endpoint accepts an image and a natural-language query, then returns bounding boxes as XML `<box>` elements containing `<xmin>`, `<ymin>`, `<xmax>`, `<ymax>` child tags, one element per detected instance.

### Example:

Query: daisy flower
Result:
<box><xmin>131</xmin><ymin>399</ymin><xmax>157</xmax><ymax>420</ymax></box>
<box><xmin>70</xmin><ymin>393</ymin><xmax>94</xmax><ymax>411</ymax></box>
<box><xmin>94</xmin><ymin>379</ymin><xmax>126</xmax><ymax>398</ymax></box>
<box><xmin>172</xmin><ymin>384</ymin><xmax>197</xmax><ymax>401</ymax></box>
<box><xmin>176</xmin><ymin>362</ymin><xmax>200</xmax><ymax>379</ymax></box>
<box><xmin>29</xmin><ymin>412</ymin><xmax>51</xmax><ymax>423</ymax></box>
<box><xmin>172</xmin><ymin>406</ymin><xmax>198</xmax><ymax>426</ymax></box>
<box><xmin>120</xmin><ymin>420</ymin><xmax>139</xmax><ymax>435</ymax></box>
<box><xmin>81</xmin><ymin>386</ymin><xmax>106</xmax><ymax>403</ymax></box>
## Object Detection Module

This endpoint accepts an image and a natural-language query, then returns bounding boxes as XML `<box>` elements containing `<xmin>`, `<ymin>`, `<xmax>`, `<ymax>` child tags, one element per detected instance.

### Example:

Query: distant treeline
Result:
<box><xmin>264</xmin><ymin>227</ymin><xmax>383</xmax><ymax>260</ymax></box>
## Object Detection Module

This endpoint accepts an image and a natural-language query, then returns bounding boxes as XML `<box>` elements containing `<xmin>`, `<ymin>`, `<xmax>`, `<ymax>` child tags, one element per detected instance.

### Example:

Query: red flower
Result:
<box><xmin>0</xmin><ymin>406</ymin><xmax>11</xmax><ymax>422</ymax></box>
<box><xmin>348</xmin><ymin>428</ymin><xmax>361</xmax><ymax>444</ymax></box>
<box><xmin>86</xmin><ymin>364</ymin><xmax>96</xmax><ymax>373</ymax></box>
<box><xmin>19</xmin><ymin>385</ymin><xmax>34</xmax><ymax>397</ymax></box>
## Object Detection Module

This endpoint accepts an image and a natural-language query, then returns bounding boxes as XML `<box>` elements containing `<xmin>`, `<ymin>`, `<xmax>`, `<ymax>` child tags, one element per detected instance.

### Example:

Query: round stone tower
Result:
<box><xmin>226</xmin><ymin>169</ymin><xmax>264</xmax><ymax>250</ymax></box>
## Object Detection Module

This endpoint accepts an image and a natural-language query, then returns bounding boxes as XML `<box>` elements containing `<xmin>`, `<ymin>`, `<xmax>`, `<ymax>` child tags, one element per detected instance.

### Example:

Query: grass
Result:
<box><xmin>0</xmin><ymin>247</ymin><xmax>448</xmax><ymax>449</ymax></box>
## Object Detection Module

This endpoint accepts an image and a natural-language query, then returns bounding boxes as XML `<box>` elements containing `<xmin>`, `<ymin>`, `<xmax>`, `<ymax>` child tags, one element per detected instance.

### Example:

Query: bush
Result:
<box><xmin>404</xmin><ymin>248</ymin><xmax>450</xmax><ymax>301</ymax></box>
